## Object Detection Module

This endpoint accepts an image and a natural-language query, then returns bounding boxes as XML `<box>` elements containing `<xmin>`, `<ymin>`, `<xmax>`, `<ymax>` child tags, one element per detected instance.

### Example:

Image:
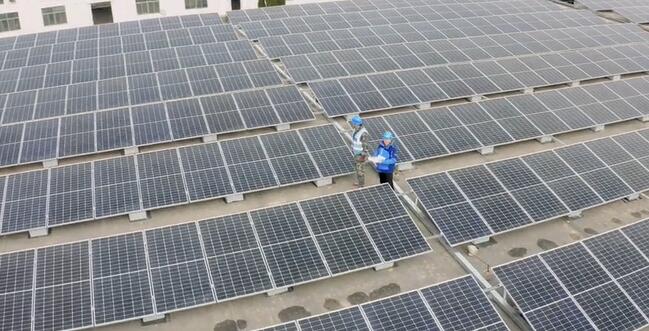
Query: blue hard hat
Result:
<box><xmin>351</xmin><ymin>115</ymin><xmax>363</xmax><ymax>126</ymax></box>
<box><xmin>382</xmin><ymin>131</ymin><xmax>395</xmax><ymax>140</ymax></box>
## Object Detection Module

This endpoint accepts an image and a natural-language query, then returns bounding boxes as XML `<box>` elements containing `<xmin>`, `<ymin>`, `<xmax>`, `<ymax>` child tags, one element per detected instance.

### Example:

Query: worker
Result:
<box><xmin>371</xmin><ymin>131</ymin><xmax>398</xmax><ymax>189</ymax></box>
<box><xmin>351</xmin><ymin>115</ymin><xmax>369</xmax><ymax>187</ymax></box>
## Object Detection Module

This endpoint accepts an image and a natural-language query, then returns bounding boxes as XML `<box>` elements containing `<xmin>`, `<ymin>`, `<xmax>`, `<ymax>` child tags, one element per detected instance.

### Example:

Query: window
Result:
<box><xmin>0</xmin><ymin>12</ymin><xmax>20</xmax><ymax>32</ymax></box>
<box><xmin>42</xmin><ymin>6</ymin><xmax>67</xmax><ymax>26</ymax></box>
<box><xmin>185</xmin><ymin>0</ymin><xmax>207</xmax><ymax>9</ymax></box>
<box><xmin>136</xmin><ymin>0</ymin><xmax>159</xmax><ymax>14</ymax></box>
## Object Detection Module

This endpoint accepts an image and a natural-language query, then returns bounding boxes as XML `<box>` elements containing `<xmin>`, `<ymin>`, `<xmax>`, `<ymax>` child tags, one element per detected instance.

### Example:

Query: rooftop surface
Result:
<box><xmin>2</xmin><ymin>0</ymin><xmax>649</xmax><ymax>331</ymax></box>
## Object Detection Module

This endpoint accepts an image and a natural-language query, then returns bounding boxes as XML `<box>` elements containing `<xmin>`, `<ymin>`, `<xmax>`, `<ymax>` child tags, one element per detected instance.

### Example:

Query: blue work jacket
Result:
<box><xmin>373</xmin><ymin>142</ymin><xmax>398</xmax><ymax>174</ymax></box>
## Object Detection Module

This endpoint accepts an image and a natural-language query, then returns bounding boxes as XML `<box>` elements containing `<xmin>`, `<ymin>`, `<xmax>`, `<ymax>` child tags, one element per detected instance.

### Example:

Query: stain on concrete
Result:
<box><xmin>583</xmin><ymin>228</ymin><xmax>599</xmax><ymax>235</ymax></box>
<box><xmin>611</xmin><ymin>218</ymin><xmax>623</xmax><ymax>224</ymax></box>
<box><xmin>537</xmin><ymin>239</ymin><xmax>558</xmax><ymax>250</ymax></box>
<box><xmin>324</xmin><ymin>298</ymin><xmax>342</xmax><ymax>310</ymax></box>
<box><xmin>631</xmin><ymin>211</ymin><xmax>642</xmax><ymax>218</ymax></box>
<box><xmin>347</xmin><ymin>292</ymin><xmax>369</xmax><ymax>305</ymax></box>
<box><xmin>236</xmin><ymin>320</ymin><xmax>247</xmax><ymax>330</ymax></box>
<box><xmin>279</xmin><ymin>306</ymin><xmax>311</xmax><ymax>322</ymax></box>
<box><xmin>508</xmin><ymin>247</ymin><xmax>527</xmax><ymax>257</ymax></box>
<box><xmin>369</xmin><ymin>283</ymin><xmax>401</xmax><ymax>301</ymax></box>
<box><xmin>214</xmin><ymin>320</ymin><xmax>238</xmax><ymax>331</ymax></box>
<box><xmin>642</xmin><ymin>209</ymin><xmax>649</xmax><ymax>215</ymax></box>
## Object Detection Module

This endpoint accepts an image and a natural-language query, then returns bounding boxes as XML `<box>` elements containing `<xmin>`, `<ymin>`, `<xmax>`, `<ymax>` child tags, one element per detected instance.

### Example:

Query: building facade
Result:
<box><xmin>0</xmin><ymin>0</ymin><xmax>263</xmax><ymax>37</ymax></box>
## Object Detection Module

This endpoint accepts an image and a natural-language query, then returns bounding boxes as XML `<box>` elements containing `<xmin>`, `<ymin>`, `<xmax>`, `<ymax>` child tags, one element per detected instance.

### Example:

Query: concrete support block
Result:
<box><xmin>479</xmin><ymin>146</ymin><xmax>494</xmax><ymax>155</ymax></box>
<box><xmin>202</xmin><ymin>134</ymin><xmax>219</xmax><ymax>143</ymax></box>
<box><xmin>123</xmin><ymin>146</ymin><xmax>139</xmax><ymax>155</ymax></box>
<box><xmin>275</xmin><ymin>123</ymin><xmax>291</xmax><ymax>131</ymax></box>
<box><xmin>536</xmin><ymin>135</ymin><xmax>553</xmax><ymax>144</ymax></box>
<box><xmin>472</xmin><ymin>236</ymin><xmax>491</xmax><ymax>245</ymax></box>
<box><xmin>28</xmin><ymin>228</ymin><xmax>48</xmax><ymax>238</ymax></box>
<box><xmin>626</xmin><ymin>192</ymin><xmax>641</xmax><ymax>201</ymax></box>
<box><xmin>314</xmin><ymin>177</ymin><xmax>333</xmax><ymax>187</ymax></box>
<box><xmin>567</xmin><ymin>210</ymin><xmax>583</xmax><ymax>219</ymax></box>
<box><xmin>129</xmin><ymin>211</ymin><xmax>148</xmax><ymax>222</ymax></box>
<box><xmin>225</xmin><ymin>194</ymin><xmax>244</xmax><ymax>203</ymax></box>
<box><xmin>591</xmin><ymin>125</ymin><xmax>605</xmax><ymax>132</ymax></box>
<box><xmin>42</xmin><ymin>159</ymin><xmax>58</xmax><ymax>168</ymax></box>
<box><xmin>638</xmin><ymin>115</ymin><xmax>649</xmax><ymax>122</ymax></box>
<box><xmin>415</xmin><ymin>103</ymin><xmax>431</xmax><ymax>109</ymax></box>
<box><xmin>570</xmin><ymin>81</ymin><xmax>581</xmax><ymax>87</ymax></box>
<box><xmin>345</xmin><ymin>113</ymin><xmax>360</xmax><ymax>121</ymax></box>
<box><xmin>397</xmin><ymin>162</ymin><xmax>414</xmax><ymax>171</ymax></box>
<box><xmin>469</xmin><ymin>95</ymin><xmax>483</xmax><ymax>102</ymax></box>
<box><xmin>266</xmin><ymin>287</ymin><xmax>289</xmax><ymax>296</ymax></box>
<box><xmin>141</xmin><ymin>314</ymin><xmax>166</xmax><ymax>324</ymax></box>
<box><xmin>523</xmin><ymin>87</ymin><xmax>534</xmax><ymax>94</ymax></box>
<box><xmin>373</xmin><ymin>261</ymin><xmax>395</xmax><ymax>271</ymax></box>
<box><xmin>611</xmin><ymin>75</ymin><xmax>621</xmax><ymax>81</ymax></box>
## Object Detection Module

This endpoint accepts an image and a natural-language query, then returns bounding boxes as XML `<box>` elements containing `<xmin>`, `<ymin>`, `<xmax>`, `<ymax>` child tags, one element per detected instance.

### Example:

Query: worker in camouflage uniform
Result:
<box><xmin>350</xmin><ymin>115</ymin><xmax>369</xmax><ymax>187</ymax></box>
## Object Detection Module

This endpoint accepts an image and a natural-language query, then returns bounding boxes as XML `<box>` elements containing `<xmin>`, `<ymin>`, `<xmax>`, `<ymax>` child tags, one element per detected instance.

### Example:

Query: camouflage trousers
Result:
<box><xmin>354</xmin><ymin>155</ymin><xmax>366</xmax><ymax>186</ymax></box>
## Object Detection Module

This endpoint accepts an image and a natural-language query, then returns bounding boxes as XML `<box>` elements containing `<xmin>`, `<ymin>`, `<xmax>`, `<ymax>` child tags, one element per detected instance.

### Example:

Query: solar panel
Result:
<box><xmin>35</xmin><ymin>242</ymin><xmax>93</xmax><ymax>331</ymax></box>
<box><xmin>1</xmin><ymin>169</ymin><xmax>48</xmax><ymax>234</ymax></box>
<box><xmin>494</xmin><ymin>218</ymin><xmax>649</xmax><ymax>331</ymax></box>
<box><xmin>420</xmin><ymin>276</ymin><xmax>505</xmax><ymax>330</ymax></box>
<box><xmin>409</xmin><ymin>127</ymin><xmax>649</xmax><ymax>246</ymax></box>
<box><xmin>146</xmin><ymin>223</ymin><xmax>214</xmax><ymax>312</ymax></box>
<box><xmin>48</xmin><ymin>163</ymin><xmax>93</xmax><ymax>226</ymax></box>
<box><xmin>0</xmin><ymin>249</ymin><xmax>33</xmax><ymax>331</ymax></box>
<box><xmin>91</xmin><ymin>232</ymin><xmax>154</xmax><ymax>324</ymax></box>
<box><xmin>137</xmin><ymin>150</ymin><xmax>188</xmax><ymax>209</ymax></box>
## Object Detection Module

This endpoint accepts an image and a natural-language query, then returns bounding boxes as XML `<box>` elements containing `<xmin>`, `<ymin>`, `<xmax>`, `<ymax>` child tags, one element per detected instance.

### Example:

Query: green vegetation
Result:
<box><xmin>258</xmin><ymin>0</ymin><xmax>285</xmax><ymax>7</ymax></box>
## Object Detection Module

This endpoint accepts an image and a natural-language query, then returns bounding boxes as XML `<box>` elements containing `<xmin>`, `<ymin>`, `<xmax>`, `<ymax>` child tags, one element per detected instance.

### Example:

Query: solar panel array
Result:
<box><xmin>0</xmin><ymin>25</ymin><xmax>240</xmax><ymax>74</ymax></box>
<box><xmin>0</xmin><ymin>184</ymin><xmax>431</xmax><ymax>331</ymax></box>
<box><xmin>228</xmin><ymin>0</ymin><xmax>542</xmax><ymax>24</ymax></box>
<box><xmin>259</xmin><ymin>10</ymin><xmax>608</xmax><ymax>59</ymax></box>
<box><xmin>0</xmin><ymin>124</ymin><xmax>353</xmax><ymax>236</ymax></box>
<box><xmin>580</xmin><ymin>0</ymin><xmax>649</xmax><ymax>23</ymax></box>
<box><xmin>0</xmin><ymin>13</ymin><xmax>224</xmax><ymax>51</ymax></box>
<box><xmin>360</xmin><ymin>76</ymin><xmax>649</xmax><ymax>163</ymax></box>
<box><xmin>279</xmin><ymin>24</ymin><xmax>646</xmax><ymax>83</ymax></box>
<box><xmin>408</xmin><ymin>128</ymin><xmax>649</xmax><ymax>246</ymax></box>
<box><xmin>0</xmin><ymin>38</ymin><xmax>255</xmax><ymax>95</ymax></box>
<box><xmin>493</xmin><ymin>218</ymin><xmax>649</xmax><ymax>331</ymax></box>
<box><xmin>0</xmin><ymin>85</ymin><xmax>314</xmax><ymax>168</ymax></box>
<box><xmin>310</xmin><ymin>43</ymin><xmax>649</xmax><ymax>117</ymax></box>
<box><xmin>257</xmin><ymin>274</ymin><xmax>509</xmax><ymax>331</ymax></box>
<box><xmin>0</xmin><ymin>57</ymin><xmax>283</xmax><ymax>124</ymax></box>
<box><xmin>242</xmin><ymin>0</ymin><xmax>565</xmax><ymax>41</ymax></box>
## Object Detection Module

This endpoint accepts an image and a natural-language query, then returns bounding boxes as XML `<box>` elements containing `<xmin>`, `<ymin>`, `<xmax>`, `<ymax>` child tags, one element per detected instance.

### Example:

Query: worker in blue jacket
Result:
<box><xmin>371</xmin><ymin>131</ymin><xmax>398</xmax><ymax>189</ymax></box>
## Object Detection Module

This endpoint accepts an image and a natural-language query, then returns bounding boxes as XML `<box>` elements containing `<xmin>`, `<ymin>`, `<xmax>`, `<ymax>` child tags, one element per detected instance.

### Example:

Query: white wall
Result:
<box><xmin>0</xmin><ymin>0</ymin><xmax>258</xmax><ymax>37</ymax></box>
